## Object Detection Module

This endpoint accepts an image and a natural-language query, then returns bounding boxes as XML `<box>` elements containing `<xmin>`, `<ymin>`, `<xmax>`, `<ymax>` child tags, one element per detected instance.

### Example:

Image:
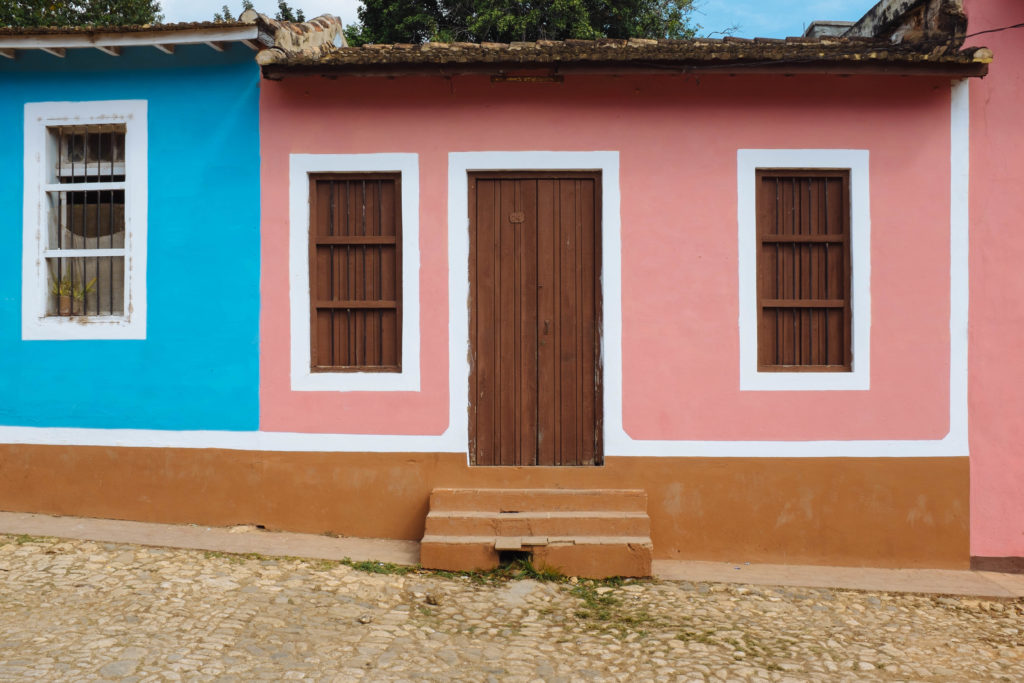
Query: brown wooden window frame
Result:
<box><xmin>756</xmin><ymin>168</ymin><xmax>852</xmax><ymax>372</ymax></box>
<box><xmin>308</xmin><ymin>172</ymin><xmax>402</xmax><ymax>373</ymax></box>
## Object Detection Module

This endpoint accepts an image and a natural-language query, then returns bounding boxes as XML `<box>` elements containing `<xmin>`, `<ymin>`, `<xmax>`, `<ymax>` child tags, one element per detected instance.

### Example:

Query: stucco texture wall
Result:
<box><xmin>966</xmin><ymin>0</ymin><xmax>1024</xmax><ymax>560</ymax></box>
<box><xmin>0</xmin><ymin>45</ymin><xmax>260</xmax><ymax>431</ymax></box>
<box><xmin>260</xmin><ymin>72</ymin><xmax>954</xmax><ymax>444</ymax></box>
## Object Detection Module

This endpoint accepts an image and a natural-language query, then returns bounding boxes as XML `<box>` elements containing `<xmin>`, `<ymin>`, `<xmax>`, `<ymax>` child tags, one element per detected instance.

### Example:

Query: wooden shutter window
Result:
<box><xmin>309</xmin><ymin>173</ymin><xmax>401</xmax><ymax>372</ymax></box>
<box><xmin>756</xmin><ymin>170</ymin><xmax>851</xmax><ymax>371</ymax></box>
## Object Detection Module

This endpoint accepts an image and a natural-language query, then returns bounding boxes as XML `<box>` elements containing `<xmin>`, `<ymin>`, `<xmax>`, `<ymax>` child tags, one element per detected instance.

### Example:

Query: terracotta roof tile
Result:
<box><xmin>257</xmin><ymin>36</ymin><xmax>991</xmax><ymax>78</ymax></box>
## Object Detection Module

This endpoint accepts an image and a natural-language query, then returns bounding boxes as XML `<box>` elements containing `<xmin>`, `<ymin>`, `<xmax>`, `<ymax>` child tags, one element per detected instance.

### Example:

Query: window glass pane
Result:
<box><xmin>46</xmin><ymin>256</ymin><xmax>124</xmax><ymax>317</ymax></box>
<box><xmin>51</xmin><ymin>125</ymin><xmax>126</xmax><ymax>183</ymax></box>
<box><xmin>46</xmin><ymin>190</ymin><xmax>126</xmax><ymax>250</ymax></box>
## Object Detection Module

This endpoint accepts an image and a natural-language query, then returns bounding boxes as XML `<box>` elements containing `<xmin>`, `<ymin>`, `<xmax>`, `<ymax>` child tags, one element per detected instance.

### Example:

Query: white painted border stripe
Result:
<box><xmin>947</xmin><ymin>79</ymin><xmax>970</xmax><ymax>454</ymax></box>
<box><xmin>0</xmin><ymin>426</ymin><xmax>455</xmax><ymax>452</ymax></box>
<box><xmin>0</xmin><ymin>83</ymin><xmax>970</xmax><ymax>456</ymax></box>
<box><xmin>736</xmin><ymin>149</ymin><xmax>871</xmax><ymax>391</ymax></box>
<box><xmin>608</xmin><ymin>82</ymin><xmax>968</xmax><ymax>456</ymax></box>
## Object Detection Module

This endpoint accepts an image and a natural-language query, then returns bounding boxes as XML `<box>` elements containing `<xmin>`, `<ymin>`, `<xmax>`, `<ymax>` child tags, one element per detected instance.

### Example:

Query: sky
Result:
<box><xmin>160</xmin><ymin>1</ymin><xmax>880</xmax><ymax>39</ymax></box>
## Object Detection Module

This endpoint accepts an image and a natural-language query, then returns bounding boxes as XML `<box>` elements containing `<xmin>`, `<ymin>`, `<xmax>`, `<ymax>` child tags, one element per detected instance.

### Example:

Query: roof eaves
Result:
<box><xmin>0</xmin><ymin>21</ymin><xmax>261</xmax><ymax>57</ymax></box>
<box><xmin>257</xmin><ymin>38</ymin><xmax>991</xmax><ymax>79</ymax></box>
<box><xmin>0</xmin><ymin>12</ymin><xmax>343</xmax><ymax>61</ymax></box>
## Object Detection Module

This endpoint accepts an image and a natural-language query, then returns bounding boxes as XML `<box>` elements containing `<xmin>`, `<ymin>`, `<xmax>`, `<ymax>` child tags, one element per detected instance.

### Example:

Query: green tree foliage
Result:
<box><xmin>344</xmin><ymin>0</ymin><xmax>697</xmax><ymax>46</ymax></box>
<box><xmin>1</xmin><ymin>0</ymin><xmax>163</xmax><ymax>27</ymax></box>
<box><xmin>274</xmin><ymin>1</ymin><xmax>305</xmax><ymax>22</ymax></box>
<box><xmin>214</xmin><ymin>0</ymin><xmax>254</xmax><ymax>23</ymax></box>
<box><xmin>214</xmin><ymin>1</ymin><xmax>305</xmax><ymax>23</ymax></box>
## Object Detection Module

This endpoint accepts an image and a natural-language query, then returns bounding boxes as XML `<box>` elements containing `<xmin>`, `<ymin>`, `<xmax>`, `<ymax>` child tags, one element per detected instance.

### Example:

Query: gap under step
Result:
<box><xmin>420</xmin><ymin>534</ymin><xmax>653</xmax><ymax>578</ymax></box>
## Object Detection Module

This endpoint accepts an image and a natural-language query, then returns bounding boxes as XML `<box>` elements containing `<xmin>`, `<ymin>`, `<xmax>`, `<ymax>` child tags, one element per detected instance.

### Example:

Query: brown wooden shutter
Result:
<box><xmin>309</xmin><ymin>173</ymin><xmax>401</xmax><ymax>371</ymax></box>
<box><xmin>756</xmin><ymin>170</ymin><xmax>851</xmax><ymax>370</ymax></box>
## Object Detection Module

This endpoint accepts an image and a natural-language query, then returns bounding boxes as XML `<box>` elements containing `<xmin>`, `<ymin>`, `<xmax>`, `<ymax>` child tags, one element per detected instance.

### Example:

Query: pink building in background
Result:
<box><xmin>966</xmin><ymin>0</ymin><xmax>1024</xmax><ymax>572</ymax></box>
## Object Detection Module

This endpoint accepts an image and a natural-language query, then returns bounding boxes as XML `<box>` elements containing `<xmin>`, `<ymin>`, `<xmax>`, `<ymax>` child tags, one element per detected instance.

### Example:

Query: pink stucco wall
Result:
<box><xmin>966</xmin><ymin>0</ymin><xmax>1024</xmax><ymax>559</ymax></box>
<box><xmin>259</xmin><ymin>72</ymin><xmax>953</xmax><ymax>442</ymax></box>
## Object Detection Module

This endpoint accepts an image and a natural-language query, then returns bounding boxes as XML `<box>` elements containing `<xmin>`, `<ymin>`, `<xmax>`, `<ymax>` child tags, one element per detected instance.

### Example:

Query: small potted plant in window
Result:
<box><xmin>50</xmin><ymin>276</ymin><xmax>96</xmax><ymax>316</ymax></box>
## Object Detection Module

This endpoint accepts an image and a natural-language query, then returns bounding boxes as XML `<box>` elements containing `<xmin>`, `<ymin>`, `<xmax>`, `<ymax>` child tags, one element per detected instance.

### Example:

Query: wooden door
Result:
<box><xmin>469</xmin><ymin>172</ymin><xmax>602</xmax><ymax>466</ymax></box>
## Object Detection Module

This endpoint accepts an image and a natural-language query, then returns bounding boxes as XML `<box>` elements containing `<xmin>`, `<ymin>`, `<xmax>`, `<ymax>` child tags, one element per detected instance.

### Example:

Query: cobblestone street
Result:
<box><xmin>0</xmin><ymin>534</ymin><xmax>1021</xmax><ymax>681</ymax></box>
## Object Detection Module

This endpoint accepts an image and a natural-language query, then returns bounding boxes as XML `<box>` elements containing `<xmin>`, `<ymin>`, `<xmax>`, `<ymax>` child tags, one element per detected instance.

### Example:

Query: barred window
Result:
<box><xmin>45</xmin><ymin>125</ymin><xmax>127</xmax><ymax>318</ymax></box>
<box><xmin>23</xmin><ymin>100</ymin><xmax>146</xmax><ymax>340</ymax></box>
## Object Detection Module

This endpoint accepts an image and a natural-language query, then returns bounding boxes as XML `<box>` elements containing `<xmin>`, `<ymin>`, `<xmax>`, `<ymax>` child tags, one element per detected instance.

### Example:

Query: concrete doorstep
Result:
<box><xmin>0</xmin><ymin>511</ymin><xmax>1021</xmax><ymax>599</ymax></box>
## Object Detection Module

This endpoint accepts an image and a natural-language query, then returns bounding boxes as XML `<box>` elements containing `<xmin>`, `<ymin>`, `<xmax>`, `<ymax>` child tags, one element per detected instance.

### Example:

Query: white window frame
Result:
<box><xmin>737</xmin><ymin>149</ymin><xmax>870</xmax><ymax>391</ymax></box>
<box><xmin>22</xmin><ymin>100</ymin><xmax>147</xmax><ymax>340</ymax></box>
<box><xmin>289</xmin><ymin>153</ymin><xmax>421</xmax><ymax>392</ymax></box>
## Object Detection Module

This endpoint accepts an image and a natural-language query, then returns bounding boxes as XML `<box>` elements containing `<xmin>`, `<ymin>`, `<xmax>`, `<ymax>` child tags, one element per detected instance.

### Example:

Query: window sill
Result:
<box><xmin>22</xmin><ymin>315</ymin><xmax>144</xmax><ymax>341</ymax></box>
<box><xmin>740</xmin><ymin>368</ymin><xmax>869</xmax><ymax>392</ymax></box>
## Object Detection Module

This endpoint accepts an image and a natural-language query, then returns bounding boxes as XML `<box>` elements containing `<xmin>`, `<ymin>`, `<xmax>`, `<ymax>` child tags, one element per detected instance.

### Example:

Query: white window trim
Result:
<box><xmin>22</xmin><ymin>100</ymin><xmax>147</xmax><ymax>340</ymax></box>
<box><xmin>289</xmin><ymin>153</ymin><xmax>421</xmax><ymax>392</ymax></box>
<box><xmin>737</xmin><ymin>149</ymin><xmax>871</xmax><ymax>391</ymax></box>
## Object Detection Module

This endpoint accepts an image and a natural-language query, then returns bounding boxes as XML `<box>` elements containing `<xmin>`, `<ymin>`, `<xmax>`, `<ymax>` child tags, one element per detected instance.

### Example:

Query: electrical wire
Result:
<box><xmin>965</xmin><ymin>22</ymin><xmax>1024</xmax><ymax>39</ymax></box>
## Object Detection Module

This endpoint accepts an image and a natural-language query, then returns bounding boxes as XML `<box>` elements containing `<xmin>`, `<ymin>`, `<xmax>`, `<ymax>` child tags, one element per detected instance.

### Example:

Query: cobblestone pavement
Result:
<box><xmin>0</xmin><ymin>535</ymin><xmax>1021</xmax><ymax>682</ymax></box>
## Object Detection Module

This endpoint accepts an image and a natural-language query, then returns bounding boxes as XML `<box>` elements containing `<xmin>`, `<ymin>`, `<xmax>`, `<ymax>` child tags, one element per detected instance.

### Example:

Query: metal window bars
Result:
<box><xmin>45</xmin><ymin>125</ymin><xmax>126</xmax><ymax>317</ymax></box>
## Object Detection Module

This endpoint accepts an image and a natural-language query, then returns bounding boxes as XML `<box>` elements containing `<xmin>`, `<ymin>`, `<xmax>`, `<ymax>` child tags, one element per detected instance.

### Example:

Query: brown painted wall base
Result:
<box><xmin>0</xmin><ymin>445</ymin><xmax>969</xmax><ymax>569</ymax></box>
<box><xmin>971</xmin><ymin>556</ymin><xmax>1024</xmax><ymax>574</ymax></box>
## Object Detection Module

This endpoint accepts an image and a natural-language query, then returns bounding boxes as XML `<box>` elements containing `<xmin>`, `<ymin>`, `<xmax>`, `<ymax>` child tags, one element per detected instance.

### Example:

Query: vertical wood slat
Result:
<box><xmin>469</xmin><ymin>173</ymin><xmax>601</xmax><ymax>467</ymax></box>
<box><xmin>498</xmin><ymin>179</ymin><xmax>516</xmax><ymax>464</ymax></box>
<box><xmin>756</xmin><ymin>170</ymin><xmax>851</xmax><ymax>371</ymax></box>
<box><xmin>309</xmin><ymin>173</ymin><xmax>401</xmax><ymax>371</ymax></box>
<box><xmin>518</xmin><ymin>180</ymin><xmax>539</xmax><ymax>467</ymax></box>
<box><xmin>536</xmin><ymin>179</ymin><xmax>555</xmax><ymax>466</ymax></box>
<box><xmin>469</xmin><ymin>178</ymin><xmax>494</xmax><ymax>466</ymax></box>
<box><xmin>558</xmin><ymin>179</ymin><xmax>578</xmax><ymax>466</ymax></box>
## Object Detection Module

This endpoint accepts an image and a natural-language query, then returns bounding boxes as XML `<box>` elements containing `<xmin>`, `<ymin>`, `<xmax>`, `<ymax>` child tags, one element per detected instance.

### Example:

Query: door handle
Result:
<box><xmin>543</xmin><ymin>320</ymin><xmax>550</xmax><ymax>335</ymax></box>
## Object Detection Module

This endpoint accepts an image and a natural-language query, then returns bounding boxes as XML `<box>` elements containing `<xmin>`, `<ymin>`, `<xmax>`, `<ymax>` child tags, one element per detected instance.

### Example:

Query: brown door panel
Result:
<box><xmin>469</xmin><ymin>173</ymin><xmax>602</xmax><ymax>466</ymax></box>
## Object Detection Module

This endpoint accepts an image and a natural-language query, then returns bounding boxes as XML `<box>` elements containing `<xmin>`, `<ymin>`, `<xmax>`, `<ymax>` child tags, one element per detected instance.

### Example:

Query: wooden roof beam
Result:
<box><xmin>205</xmin><ymin>41</ymin><xmax>227</xmax><ymax>52</ymax></box>
<box><xmin>96</xmin><ymin>45</ymin><xmax>121</xmax><ymax>56</ymax></box>
<box><xmin>0</xmin><ymin>25</ymin><xmax>259</xmax><ymax>53</ymax></box>
<box><xmin>0</xmin><ymin>48</ymin><xmax>14</xmax><ymax>59</ymax></box>
<box><xmin>41</xmin><ymin>47</ymin><xmax>65</xmax><ymax>58</ymax></box>
<box><xmin>154</xmin><ymin>44</ymin><xmax>175</xmax><ymax>54</ymax></box>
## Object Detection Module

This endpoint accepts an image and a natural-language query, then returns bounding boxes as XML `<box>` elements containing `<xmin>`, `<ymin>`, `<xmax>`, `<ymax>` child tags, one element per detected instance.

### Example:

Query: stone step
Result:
<box><xmin>420</xmin><ymin>535</ymin><xmax>653</xmax><ymax>579</ymax></box>
<box><xmin>424</xmin><ymin>510</ymin><xmax>651</xmax><ymax>538</ymax></box>
<box><xmin>428</xmin><ymin>488</ymin><xmax>648</xmax><ymax>513</ymax></box>
<box><xmin>421</xmin><ymin>488</ymin><xmax>653</xmax><ymax>578</ymax></box>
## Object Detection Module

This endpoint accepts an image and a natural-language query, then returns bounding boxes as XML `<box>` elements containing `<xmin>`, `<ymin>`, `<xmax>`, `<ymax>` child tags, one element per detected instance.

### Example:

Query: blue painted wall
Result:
<box><xmin>0</xmin><ymin>45</ymin><xmax>260</xmax><ymax>430</ymax></box>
